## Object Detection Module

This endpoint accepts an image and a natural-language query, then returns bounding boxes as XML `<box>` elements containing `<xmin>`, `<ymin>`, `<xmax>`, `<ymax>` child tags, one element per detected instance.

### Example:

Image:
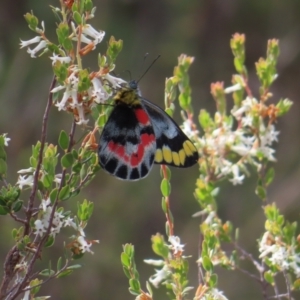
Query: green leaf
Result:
<box><xmin>53</xmin><ymin>61</ymin><xmax>68</xmax><ymax>82</ymax></box>
<box><xmin>122</xmin><ymin>266</ymin><xmax>131</xmax><ymax>279</ymax></box>
<box><xmin>129</xmin><ymin>278</ymin><xmax>141</xmax><ymax>293</ymax></box>
<box><xmin>123</xmin><ymin>244</ymin><xmax>134</xmax><ymax>258</ymax></box>
<box><xmin>57</xmin><ymin>257</ymin><xmax>62</xmax><ymax>271</ymax></box>
<box><xmin>276</xmin><ymin>98</ymin><xmax>293</xmax><ymax>116</ymax></box>
<box><xmin>73</xmin><ymin>11</ymin><xmax>82</xmax><ymax>24</ymax></box>
<box><xmin>84</xmin><ymin>0</ymin><xmax>93</xmax><ymax>11</ymax></box>
<box><xmin>265</xmin><ymin>168</ymin><xmax>275</xmax><ymax>186</ymax></box>
<box><xmin>208</xmin><ymin>273</ymin><xmax>218</xmax><ymax>287</ymax></box>
<box><xmin>0</xmin><ymin>144</ymin><xmax>7</xmax><ymax>160</ymax></box>
<box><xmin>45</xmin><ymin>235</ymin><xmax>55</xmax><ymax>248</ymax></box>
<box><xmin>59</xmin><ymin>131</ymin><xmax>69</xmax><ymax>151</ymax></box>
<box><xmin>202</xmin><ymin>255</ymin><xmax>213</xmax><ymax>272</ymax></box>
<box><xmin>233</xmin><ymin>57</ymin><xmax>243</xmax><ymax>73</ymax></box>
<box><xmin>39</xmin><ymin>269</ymin><xmax>55</xmax><ymax>277</ymax></box>
<box><xmin>146</xmin><ymin>281</ymin><xmax>153</xmax><ymax>296</ymax></box>
<box><xmin>12</xmin><ymin>200</ymin><xmax>23</xmax><ymax>212</ymax></box>
<box><xmin>30</xmin><ymin>278</ymin><xmax>42</xmax><ymax>295</ymax></box>
<box><xmin>160</xmin><ymin>179</ymin><xmax>171</xmax><ymax>197</ymax></box>
<box><xmin>12</xmin><ymin>228</ymin><xmax>18</xmax><ymax>239</ymax></box>
<box><xmin>128</xmin><ymin>288</ymin><xmax>139</xmax><ymax>296</ymax></box>
<box><xmin>78</xmin><ymin>69</ymin><xmax>91</xmax><ymax>92</ymax></box>
<box><xmin>59</xmin><ymin>185</ymin><xmax>70</xmax><ymax>201</ymax></box>
<box><xmin>0</xmin><ymin>205</ymin><xmax>9</xmax><ymax>215</ymax></box>
<box><xmin>56</xmin><ymin>270</ymin><xmax>73</xmax><ymax>278</ymax></box>
<box><xmin>255</xmin><ymin>185</ymin><xmax>266</xmax><ymax>201</ymax></box>
<box><xmin>66</xmin><ymin>264</ymin><xmax>81</xmax><ymax>270</ymax></box>
<box><xmin>161</xmin><ymin>197</ymin><xmax>167</xmax><ymax>213</ymax></box>
<box><xmin>72</xmin><ymin>162</ymin><xmax>82</xmax><ymax>174</ymax></box>
<box><xmin>198</xmin><ymin>109</ymin><xmax>214</xmax><ymax>131</ymax></box>
<box><xmin>43</xmin><ymin>174</ymin><xmax>53</xmax><ymax>188</ymax></box>
<box><xmin>24</xmin><ymin>13</ymin><xmax>39</xmax><ymax>31</ymax></box>
<box><xmin>56</xmin><ymin>23</ymin><xmax>69</xmax><ymax>45</ymax></box>
<box><xmin>50</xmin><ymin>188</ymin><xmax>58</xmax><ymax>204</ymax></box>
<box><xmin>151</xmin><ymin>234</ymin><xmax>169</xmax><ymax>258</ymax></box>
<box><xmin>293</xmin><ymin>278</ymin><xmax>300</xmax><ymax>290</ymax></box>
<box><xmin>61</xmin><ymin>153</ymin><xmax>74</xmax><ymax>168</ymax></box>
<box><xmin>0</xmin><ymin>158</ymin><xmax>7</xmax><ymax>176</ymax></box>
<box><xmin>264</xmin><ymin>271</ymin><xmax>274</xmax><ymax>285</ymax></box>
<box><xmin>121</xmin><ymin>252</ymin><xmax>130</xmax><ymax>267</ymax></box>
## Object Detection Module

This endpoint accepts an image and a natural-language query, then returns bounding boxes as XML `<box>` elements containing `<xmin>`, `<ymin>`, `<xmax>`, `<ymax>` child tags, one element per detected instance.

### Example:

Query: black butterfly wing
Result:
<box><xmin>141</xmin><ymin>99</ymin><xmax>199</xmax><ymax>168</ymax></box>
<box><xmin>98</xmin><ymin>103</ymin><xmax>156</xmax><ymax>180</ymax></box>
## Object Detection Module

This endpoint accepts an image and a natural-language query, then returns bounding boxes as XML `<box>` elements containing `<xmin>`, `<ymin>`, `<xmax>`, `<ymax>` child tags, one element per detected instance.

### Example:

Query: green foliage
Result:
<box><xmin>24</xmin><ymin>12</ymin><xmax>39</xmax><ymax>31</ymax></box>
<box><xmin>77</xmin><ymin>199</ymin><xmax>94</xmax><ymax>222</ymax></box>
<box><xmin>0</xmin><ymin>0</ymin><xmax>297</xmax><ymax>299</ymax></box>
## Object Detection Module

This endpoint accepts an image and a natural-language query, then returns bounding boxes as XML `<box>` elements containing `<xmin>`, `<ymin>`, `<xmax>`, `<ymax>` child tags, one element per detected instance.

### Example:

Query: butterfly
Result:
<box><xmin>98</xmin><ymin>80</ymin><xmax>199</xmax><ymax>180</ymax></box>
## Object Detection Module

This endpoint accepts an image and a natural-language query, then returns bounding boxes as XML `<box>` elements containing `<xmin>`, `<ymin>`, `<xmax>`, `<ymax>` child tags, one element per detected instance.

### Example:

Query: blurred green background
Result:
<box><xmin>1</xmin><ymin>0</ymin><xmax>300</xmax><ymax>299</ymax></box>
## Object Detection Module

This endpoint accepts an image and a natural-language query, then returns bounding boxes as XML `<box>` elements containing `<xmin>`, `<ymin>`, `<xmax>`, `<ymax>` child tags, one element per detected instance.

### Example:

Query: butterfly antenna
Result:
<box><xmin>136</xmin><ymin>54</ymin><xmax>161</xmax><ymax>84</ymax></box>
<box><xmin>125</xmin><ymin>69</ymin><xmax>132</xmax><ymax>81</ymax></box>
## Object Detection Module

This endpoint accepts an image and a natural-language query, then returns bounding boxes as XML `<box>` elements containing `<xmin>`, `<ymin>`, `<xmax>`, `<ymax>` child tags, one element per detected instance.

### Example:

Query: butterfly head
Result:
<box><xmin>113</xmin><ymin>80</ymin><xmax>141</xmax><ymax>106</ymax></box>
<box><xmin>129</xmin><ymin>80</ymin><xmax>138</xmax><ymax>90</ymax></box>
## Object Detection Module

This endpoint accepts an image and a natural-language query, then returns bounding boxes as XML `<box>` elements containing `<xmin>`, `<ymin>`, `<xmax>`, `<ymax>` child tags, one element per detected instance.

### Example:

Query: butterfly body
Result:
<box><xmin>98</xmin><ymin>81</ymin><xmax>198</xmax><ymax>180</ymax></box>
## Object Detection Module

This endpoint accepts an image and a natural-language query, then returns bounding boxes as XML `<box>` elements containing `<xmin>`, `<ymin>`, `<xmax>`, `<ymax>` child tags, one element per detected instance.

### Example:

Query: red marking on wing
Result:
<box><xmin>135</xmin><ymin>109</ymin><xmax>150</xmax><ymax>125</ymax></box>
<box><xmin>107</xmin><ymin>133</ymin><xmax>155</xmax><ymax>167</ymax></box>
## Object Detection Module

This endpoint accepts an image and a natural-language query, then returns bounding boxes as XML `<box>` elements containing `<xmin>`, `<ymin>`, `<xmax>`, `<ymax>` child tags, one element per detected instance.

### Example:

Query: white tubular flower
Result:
<box><xmin>144</xmin><ymin>259</ymin><xmax>165</xmax><ymax>266</ymax></box>
<box><xmin>229</xmin><ymin>165</ymin><xmax>245</xmax><ymax>185</ymax></box>
<box><xmin>231</xmin><ymin>144</ymin><xmax>250</xmax><ymax>156</ymax></box>
<box><xmin>104</xmin><ymin>74</ymin><xmax>127</xmax><ymax>88</ymax></box>
<box><xmin>149</xmin><ymin>265</ymin><xmax>170</xmax><ymax>288</ymax></box>
<box><xmin>3</xmin><ymin>133</ymin><xmax>11</xmax><ymax>146</ymax></box>
<box><xmin>51</xmin><ymin>85</ymin><xmax>66</xmax><ymax>93</ymax></box>
<box><xmin>50</xmin><ymin>53</ymin><xmax>71</xmax><ymax>65</ymax></box>
<box><xmin>259</xmin><ymin>231</ymin><xmax>300</xmax><ymax>277</ymax></box>
<box><xmin>182</xmin><ymin>119</ymin><xmax>199</xmax><ymax>139</ymax></box>
<box><xmin>241</xmin><ymin>115</ymin><xmax>253</xmax><ymax>127</ymax></box>
<box><xmin>79</xmin><ymin>34</ymin><xmax>93</xmax><ymax>45</ymax></box>
<box><xmin>82</xmin><ymin>24</ymin><xmax>105</xmax><ymax>44</ymax></box>
<box><xmin>36</xmin><ymin>21</ymin><xmax>46</xmax><ymax>34</ymax></box>
<box><xmin>168</xmin><ymin>236</ymin><xmax>185</xmax><ymax>254</ymax></box>
<box><xmin>231</xmin><ymin>96</ymin><xmax>256</xmax><ymax>120</ymax></box>
<box><xmin>17</xmin><ymin>175</ymin><xmax>34</xmax><ymax>189</ymax></box>
<box><xmin>27</xmin><ymin>40</ymin><xmax>47</xmax><ymax>58</ymax></box>
<box><xmin>257</xmin><ymin>146</ymin><xmax>276</xmax><ymax>162</ymax></box>
<box><xmin>54</xmin><ymin>173</ymin><xmax>62</xmax><ymax>184</ymax></box>
<box><xmin>215</xmin><ymin>157</ymin><xmax>232</xmax><ymax>175</ymax></box>
<box><xmin>204</xmin><ymin>211</ymin><xmax>216</xmax><ymax>224</ymax></box>
<box><xmin>22</xmin><ymin>288</ymin><xmax>30</xmax><ymax>300</ymax></box>
<box><xmin>261</xmin><ymin>124</ymin><xmax>279</xmax><ymax>146</ymax></box>
<box><xmin>202</xmin><ymin>288</ymin><xmax>229</xmax><ymax>300</ymax></box>
<box><xmin>64</xmin><ymin>216</ymin><xmax>77</xmax><ymax>228</ymax></box>
<box><xmin>89</xmin><ymin>77</ymin><xmax>110</xmax><ymax>104</ymax></box>
<box><xmin>77</xmin><ymin>236</ymin><xmax>99</xmax><ymax>254</ymax></box>
<box><xmin>40</xmin><ymin>198</ymin><xmax>51</xmax><ymax>212</ymax></box>
<box><xmin>55</xmin><ymin>88</ymin><xmax>73</xmax><ymax>111</ymax></box>
<box><xmin>20</xmin><ymin>36</ymin><xmax>41</xmax><ymax>48</ymax></box>
<box><xmin>76</xmin><ymin>105</ymin><xmax>89</xmax><ymax>125</ymax></box>
<box><xmin>17</xmin><ymin>167</ymin><xmax>35</xmax><ymax>174</ymax></box>
<box><xmin>77</xmin><ymin>226</ymin><xmax>86</xmax><ymax>237</ymax></box>
<box><xmin>224</xmin><ymin>83</ymin><xmax>241</xmax><ymax>94</ymax></box>
<box><xmin>34</xmin><ymin>219</ymin><xmax>47</xmax><ymax>237</ymax></box>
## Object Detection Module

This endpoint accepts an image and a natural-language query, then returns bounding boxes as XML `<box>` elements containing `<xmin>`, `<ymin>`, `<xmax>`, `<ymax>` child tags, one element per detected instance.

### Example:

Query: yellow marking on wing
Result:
<box><xmin>179</xmin><ymin>149</ymin><xmax>186</xmax><ymax>165</ymax></box>
<box><xmin>187</xmin><ymin>140</ymin><xmax>197</xmax><ymax>152</ymax></box>
<box><xmin>162</xmin><ymin>146</ymin><xmax>173</xmax><ymax>164</ymax></box>
<box><xmin>172</xmin><ymin>152</ymin><xmax>180</xmax><ymax>166</ymax></box>
<box><xmin>155</xmin><ymin>149</ymin><xmax>163</xmax><ymax>163</ymax></box>
<box><xmin>183</xmin><ymin>140</ymin><xmax>196</xmax><ymax>156</ymax></box>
